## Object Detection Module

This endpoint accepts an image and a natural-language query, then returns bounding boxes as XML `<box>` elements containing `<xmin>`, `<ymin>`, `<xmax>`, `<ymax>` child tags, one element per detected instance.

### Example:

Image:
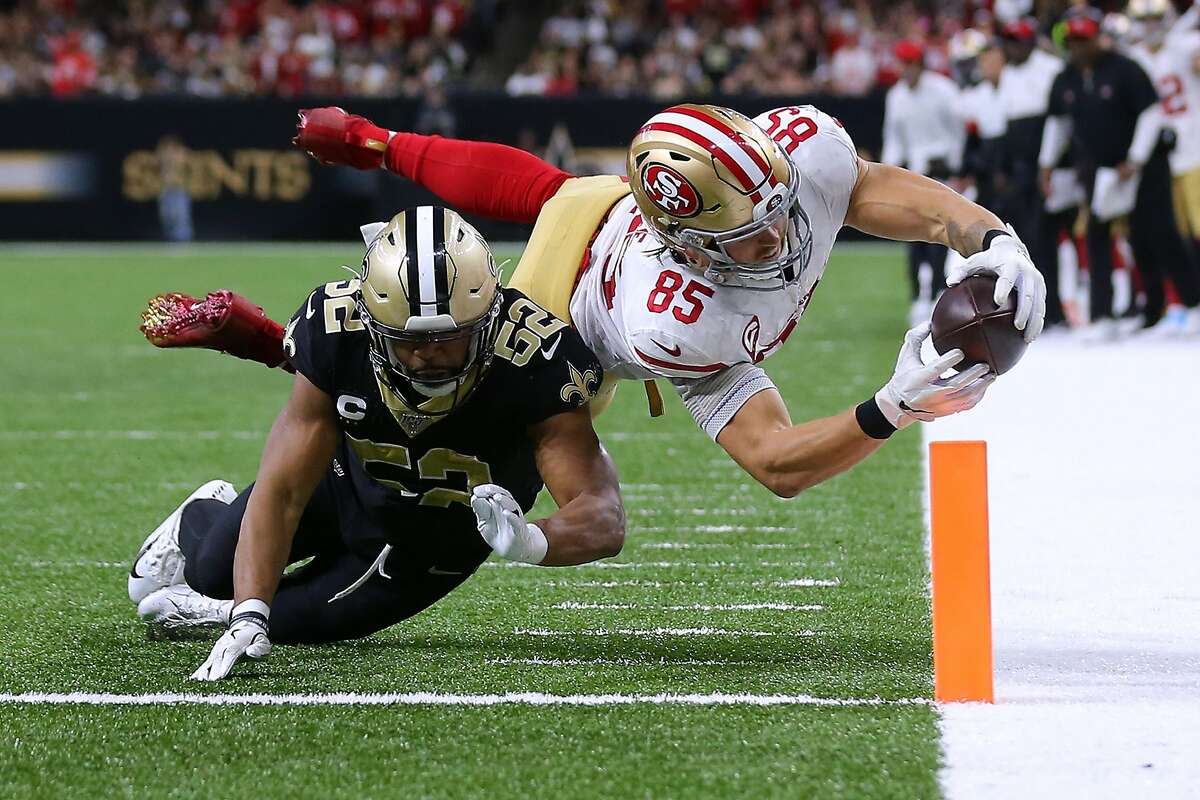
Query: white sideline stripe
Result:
<box><xmin>513</xmin><ymin>627</ymin><xmax>815</xmax><ymax>638</ymax></box>
<box><xmin>0</xmin><ymin>691</ymin><xmax>929</xmax><ymax>708</ymax></box>
<box><xmin>547</xmin><ymin>602</ymin><xmax>822</xmax><ymax>611</ymax></box>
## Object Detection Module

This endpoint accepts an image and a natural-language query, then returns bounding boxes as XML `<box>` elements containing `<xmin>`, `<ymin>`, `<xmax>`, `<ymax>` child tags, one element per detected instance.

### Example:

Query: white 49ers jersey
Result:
<box><xmin>1131</xmin><ymin>35</ymin><xmax>1200</xmax><ymax>174</ymax></box>
<box><xmin>570</xmin><ymin>105</ymin><xmax>860</xmax><ymax>437</ymax></box>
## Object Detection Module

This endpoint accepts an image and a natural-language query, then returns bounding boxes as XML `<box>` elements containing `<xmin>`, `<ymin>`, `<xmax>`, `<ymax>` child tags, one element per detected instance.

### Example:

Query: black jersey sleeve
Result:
<box><xmin>492</xmin><ymin>289</ymin><xmax>605</xmax><ymax>426</ymax></box>
<box><xmin>282</xmin><ymin>282</ymin><xmax>350</xmax><ymax>396</ymax></box>
<box><xmin>522</xmin><ymin>327</ymin><xmax>605</xmax><ymax>426</ymax></box>
<box><xmin>1047</xmin><ymin>70</ymin><xmax>1068</xmax><ymax>117</ymax></box>
<box><xmin>1124</xmin><ymin>56</ymin><xmax>1159</xmax><ymax>116</ymax></box>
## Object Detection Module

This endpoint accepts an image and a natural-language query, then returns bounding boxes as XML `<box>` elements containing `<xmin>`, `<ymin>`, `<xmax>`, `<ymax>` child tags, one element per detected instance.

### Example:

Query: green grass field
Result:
<box><xmin>0</xmin><ymin>242</ymin><xmax>937</xmax><ymax>799</ymax></box>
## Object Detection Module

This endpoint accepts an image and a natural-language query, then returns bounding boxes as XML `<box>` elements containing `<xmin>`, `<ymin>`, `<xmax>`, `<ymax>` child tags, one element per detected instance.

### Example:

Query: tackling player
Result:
<box><xmin>149</xmin><ymin>102</ymin><xmax>1046</xmax><ymax>499</ymax></box>
<box><xmin>131</xmin><ymin>207</ymin><xmax>624</xmax><ymax>681</ymax></box>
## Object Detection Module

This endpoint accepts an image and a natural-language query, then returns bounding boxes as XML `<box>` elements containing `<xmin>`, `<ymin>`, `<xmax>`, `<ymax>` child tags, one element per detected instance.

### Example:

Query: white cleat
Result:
<box><xmin>1077</xmin><ymin>318</ymin><xmax>1120</xmax><ymax>344</ymax></box>
<box><xmin>138</xmin><ymin>585</ymin><xmax>231</xmax><ymax>631</ymax></box>
<box><xmin>1180</xmin><ymin>307</ymin><xmax>1200</xmax><ymax>337</ymax></box>
<box><xmin>128</xmin><ymin>479</ymin><xmax>235</xmax><ymax>604</ymax></box>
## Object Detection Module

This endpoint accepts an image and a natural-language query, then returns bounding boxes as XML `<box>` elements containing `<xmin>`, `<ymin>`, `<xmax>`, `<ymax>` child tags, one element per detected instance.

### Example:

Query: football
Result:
<box><xmin>931</xmin><ymin>275</ymin><xmax>1028</xmax><ymax>375</ymax></box>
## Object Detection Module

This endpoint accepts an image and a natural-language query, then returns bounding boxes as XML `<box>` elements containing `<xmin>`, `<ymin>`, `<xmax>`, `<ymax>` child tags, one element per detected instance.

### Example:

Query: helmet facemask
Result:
<box><xmin>358</xmin><ymin>291</ymin><xmax>502</xmax><ymax>417</ymax></box>
<box><xmin>628</xmin><ymin>104</ymin><xmax>815</xmax><ymax>292</ymax></box>
<box><xmin>353</xmin><ymin>206</ymin><xmax>503</xmax><ymax>420</ymax></box>
<box><xmin>670</xmin><ymin>169</ymin><xmax>814</xmax><ymax>291</ymax></box>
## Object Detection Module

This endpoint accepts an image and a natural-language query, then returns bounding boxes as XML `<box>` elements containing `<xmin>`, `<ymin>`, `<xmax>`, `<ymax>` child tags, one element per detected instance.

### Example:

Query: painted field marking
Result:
<box><xmin>0</xmin><ymin>691</ymin><xmax>930</xmax><ymax>708</ymax></box>
<box><xmin>483</xmin><ymin>657</ymin><xmax>756</xmax><ymax>667</ymax></box>
<box><xmin>634</xmin><ymin>525</ymin><xmax>792</xmax><ymax>533</ymax></box>
<box><xmin>639</xmin><ymin>543</ymin><xmax>790</xmax><ymax>550</ymax></box>
<box><xmin>547</xmin><ymin>578</ymin><xmax>839</xmax><ymax>588</ymax></box>
<box><xmin>547</xmin><ymin>602</ymin><xmax>822</xmax><ymax>611</ymax></box>
<box><xmin>0</xmin><ymin>430</ymin><xmax>264</xmax><ymax>441</ymax></box>
<box><xmin>484</xmin><ymin>560</ymin><xmax>834</xmax><ymax>570</ymax></box>
<box><xmin>513</xmin><ymin>627</ymin><xmax>815</xmax><ymax>638</ymax></box>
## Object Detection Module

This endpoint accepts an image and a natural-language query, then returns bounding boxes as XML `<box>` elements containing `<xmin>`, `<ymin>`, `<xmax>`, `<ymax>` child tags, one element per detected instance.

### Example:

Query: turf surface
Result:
<box><xmin>0</xmin><ymin>243</ymin><xmax>938</xmax><ymax>798</ymax></box>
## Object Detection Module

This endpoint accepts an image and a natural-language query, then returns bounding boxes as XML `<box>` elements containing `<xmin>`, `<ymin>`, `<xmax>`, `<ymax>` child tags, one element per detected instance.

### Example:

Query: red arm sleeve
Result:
<box><xmin>383</xmin><ymin>133</ymin><xmax>573</xmax><ymax>224</ymax></box>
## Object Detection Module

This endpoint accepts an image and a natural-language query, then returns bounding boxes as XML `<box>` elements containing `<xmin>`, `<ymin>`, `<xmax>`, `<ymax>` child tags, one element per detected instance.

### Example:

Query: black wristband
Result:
<box><xmin>981</xmin><ymin>228</ymin><xmax>1009</xmax><ymax>251</ymax></box>
<box><xmin>230</xmin><ymin>610</ymin><xmax>269</xmax><ymax>631</ymax></box>
<box><xmin>855</xmin><ymin>397</ymin><xmax>897</xmax><ymax>440</ymax></box>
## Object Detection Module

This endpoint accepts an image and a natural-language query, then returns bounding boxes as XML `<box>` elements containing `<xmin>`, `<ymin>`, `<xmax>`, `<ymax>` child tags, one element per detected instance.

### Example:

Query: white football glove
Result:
<box><xmin>190</xmin><ymin>599</ymin><xmax>272</xmax><ymax>681</ymax></box>
<box><xmin>947</xmin><ymin>223</ymin><xmax>1047</xmax><ymax>343</ymax></box>
<box><xmin>470</xmin><ymin>484</ymin><xmax>548</xmax><ymax>565</ymax></box>
<box><xmin>875</xmin><ymin>323</ymin><xmax>995</xmax><ymax>429</ymax></box>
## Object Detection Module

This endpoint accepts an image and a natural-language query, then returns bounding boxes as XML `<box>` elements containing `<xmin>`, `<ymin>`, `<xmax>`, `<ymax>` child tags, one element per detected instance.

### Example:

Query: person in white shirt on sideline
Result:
<box><xmin>999</xmin><ymin>17</ymin><xmax>1072</xmax><ymax>330</ymax></box>
<box><xmin>882</xmin><ymin>40</ymin><xmax>966</xmax><ymax>324</ymax></box>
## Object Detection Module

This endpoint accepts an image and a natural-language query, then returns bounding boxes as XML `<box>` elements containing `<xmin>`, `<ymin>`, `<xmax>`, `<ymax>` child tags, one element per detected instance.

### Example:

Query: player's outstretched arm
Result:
<box><xmin>192</xmin><ymin>374</ymin><xmax>337</xmax><ymax>681</ymax></box>
<box><xmin>471</xmin><ymin>407</ymin><xmax>624</xmax><ymax>566</ymax></box>
<box><xmin>845</xmin><ymin>158</ymin><xmax>1046</xmax><ymax>342</ymax></box>
<box><xmin>293</xmin><ymin>107</ymin><xmax>572</xmax><ymax>224</ymax></box>
<box><xmin>716</xmin><ymin>325</ymin><xmax>992</xmax><ymax>498</ymax></box>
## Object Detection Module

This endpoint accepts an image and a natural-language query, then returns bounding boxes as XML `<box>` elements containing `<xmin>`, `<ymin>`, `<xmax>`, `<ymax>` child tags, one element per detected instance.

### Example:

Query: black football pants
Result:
<box><xmin>1007</xmin><ymin>173</ymin><xmax>1069</xmax><ymax>326</ymax></box>
<box><xmin>1085</xmin><ymin>153</ymin><xmax>1200</xmax><ymax>321</ymax></box>
<box><xmin>907</xmin><ymin>241</ymin><xmax>948</xmax><ymax>301</ymax></box>
<box><xmin>178</xmin><ymin>477</ymin><xmax>480</xmax><ymax>644</ymax></box>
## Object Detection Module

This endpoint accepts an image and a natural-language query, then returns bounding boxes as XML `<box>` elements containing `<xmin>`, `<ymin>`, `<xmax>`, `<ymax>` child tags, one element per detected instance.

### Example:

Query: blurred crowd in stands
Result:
<box><xmin>2</xmin><ymin>0</ymin><xmax>1105</xmax><ymax>100</ymax></box>
<box><xmin>508</xmin><ymin>0</ymin><xmax>969</xmax><ymax>97</ymax></box>
<box><xmin>0</xmin><ymin>0</ymin><xmax>492</xmax><ymax>98</ymax></box>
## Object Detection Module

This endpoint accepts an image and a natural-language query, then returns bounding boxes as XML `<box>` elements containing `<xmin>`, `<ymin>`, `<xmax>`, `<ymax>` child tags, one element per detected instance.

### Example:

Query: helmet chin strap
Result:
<box><xmin>412</xmin><ymin>379</ymin><xmax>457</xmax><ymax>398</ymax></box>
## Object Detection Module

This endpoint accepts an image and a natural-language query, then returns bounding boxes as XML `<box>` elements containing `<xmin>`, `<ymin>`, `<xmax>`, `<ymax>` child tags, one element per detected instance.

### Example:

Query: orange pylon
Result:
<box><xmin>930</xmin><ymin>440</ymin><xmax>994</xmax><ymax>703</ymax></box>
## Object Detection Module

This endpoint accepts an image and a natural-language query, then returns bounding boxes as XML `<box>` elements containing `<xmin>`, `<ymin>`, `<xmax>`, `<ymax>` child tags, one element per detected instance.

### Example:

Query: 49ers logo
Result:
<box><xmin>641</xmin><ymin>163</ymin><xmax>702</xmax><ymax>218</ymax></box>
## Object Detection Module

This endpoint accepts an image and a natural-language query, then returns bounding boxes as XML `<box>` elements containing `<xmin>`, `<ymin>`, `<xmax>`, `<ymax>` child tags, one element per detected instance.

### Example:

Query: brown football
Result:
<box><xmin>931</xmin><ymin>275</ymin><xmax>1028</xmax><ymax>375</ymax></box>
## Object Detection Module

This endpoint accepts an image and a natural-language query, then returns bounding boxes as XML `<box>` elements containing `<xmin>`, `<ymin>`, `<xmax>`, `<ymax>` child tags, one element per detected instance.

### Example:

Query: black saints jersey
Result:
<box><xmin>284</xmin><ymin>280</ymin><xmax>603</xmax><ymax>549</ymax></box>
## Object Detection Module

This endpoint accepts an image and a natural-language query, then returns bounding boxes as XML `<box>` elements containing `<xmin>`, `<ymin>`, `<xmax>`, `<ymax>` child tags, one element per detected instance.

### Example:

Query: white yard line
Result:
<box><xmin>633</xmin><ymin>525</ymin><xmax>793</xmax><ymax>533</ymax></box>
<box><xmin>483</xmin><ymin>561</ymin><xmax>833</xmax><ymax>569</ymax></box>
<box><xmin>542</xmin><ymin>578</ymin><xmax>840</xmax><ymax>588</ymax></box>
<box><xmin>639</xmin><ymin>542</ymin><xmax>790</xmax><ymax>550</ymax></box>
<box><xmin>929</xmin><ymin>333</ymin><xmax>1200</xmax><ymax>799</ymax></box>
<box><xmin>0</xmin><ymin>691</ymin><xmax>928</xmax><ymax>707</ymax></box>
<box><xmin>24</xmin><ymin>561</ymin><xmax>127</xmax><ymax>569</ymax></box>
<box><xmin>513</xmin><ymin>627</ymin><xmax>815</xmax><ymax>638</ymax></box>
<box><xmin>0</xmin><ymin>430</ymin><xmax>264</xmax><ymax>440</ymax></box>
<box><xmin>546</xmin><ymin>602</ymin><xmax>822</xmax><ymax>611</ymax></box>
<box><xmin>484</xmin><ymin>657</ymin><xmax>754</xmax><ymax>667</ymax></box>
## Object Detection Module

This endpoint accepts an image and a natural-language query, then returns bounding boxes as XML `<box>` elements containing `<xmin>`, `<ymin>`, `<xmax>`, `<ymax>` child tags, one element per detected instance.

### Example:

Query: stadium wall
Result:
<box><xmin>0</xmin><ymin>94</ymin><xmax>884</xmax><ymax>242</ymax></box>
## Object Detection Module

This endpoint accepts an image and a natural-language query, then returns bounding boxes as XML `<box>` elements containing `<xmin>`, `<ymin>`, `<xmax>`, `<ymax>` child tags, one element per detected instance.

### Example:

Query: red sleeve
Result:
<box><xmin>383</xmin><ymin>133</ymin><xmax>573</xmax><ymax>224</ymax></box>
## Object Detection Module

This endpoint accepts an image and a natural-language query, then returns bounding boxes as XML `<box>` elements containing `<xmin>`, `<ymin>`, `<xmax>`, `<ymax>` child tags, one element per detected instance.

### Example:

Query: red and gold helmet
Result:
<box><xmin>627</xmin><ymin>104</ymin><xmax>812</xmax><ymax>290</ymax></box>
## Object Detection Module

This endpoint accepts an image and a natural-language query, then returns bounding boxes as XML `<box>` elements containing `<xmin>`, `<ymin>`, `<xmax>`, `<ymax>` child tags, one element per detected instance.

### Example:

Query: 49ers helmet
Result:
<box><xmin>628</xmin><ymin>104</ymin><xmax>812</xmax><ymax>291</ymax></box>
<box><xmin>355</xmin><ymin>206</ymin><xmax>502</xmax><ymax>418</ymax></box>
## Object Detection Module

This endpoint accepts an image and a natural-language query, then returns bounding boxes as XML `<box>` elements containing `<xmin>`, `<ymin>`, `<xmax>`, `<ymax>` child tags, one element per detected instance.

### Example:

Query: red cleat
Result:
<box><xmin>139</xmin><ymin>290</ymin><xmax>294</xmax><ymax>372</ymax></box>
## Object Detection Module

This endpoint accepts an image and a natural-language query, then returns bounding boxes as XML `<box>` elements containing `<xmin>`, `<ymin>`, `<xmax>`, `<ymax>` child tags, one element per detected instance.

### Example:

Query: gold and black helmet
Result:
<box><xmin>356</xmin><ymin>206</ymin><xmax>502</xmax><ymax>417</ymax></box>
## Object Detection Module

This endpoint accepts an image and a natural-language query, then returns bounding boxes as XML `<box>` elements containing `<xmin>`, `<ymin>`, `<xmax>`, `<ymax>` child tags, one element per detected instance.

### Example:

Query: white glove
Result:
<box><xmin>875</xmin><ymin>323</ymin><xmax>995</xmax><ymax>429</ymax></box>
<box><xmin>947</xmin><ymin>223</ymin><xmax>1047</xmax><ymax>343</ymax></box>
<box><xmin>470</xmin><ymin>484</ymin><xmax>548</xmax><ymax>565</ymax></box>
<box><xmin>190</xmin><ymin>599</ymin><xmax>272</xmax><ymax>681</ymax></box>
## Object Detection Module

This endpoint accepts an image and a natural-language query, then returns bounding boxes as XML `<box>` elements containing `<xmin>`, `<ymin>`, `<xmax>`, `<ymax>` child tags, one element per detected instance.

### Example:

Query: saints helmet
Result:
<box><xmin>627</xmin><ymin>103</ymin><xmax>812</xmax><ymax>291</ymax></box>
<box><xmin>355</xmin><ymin>206</ymin><xmax>502</xmax><ymax>417</ymax></box>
